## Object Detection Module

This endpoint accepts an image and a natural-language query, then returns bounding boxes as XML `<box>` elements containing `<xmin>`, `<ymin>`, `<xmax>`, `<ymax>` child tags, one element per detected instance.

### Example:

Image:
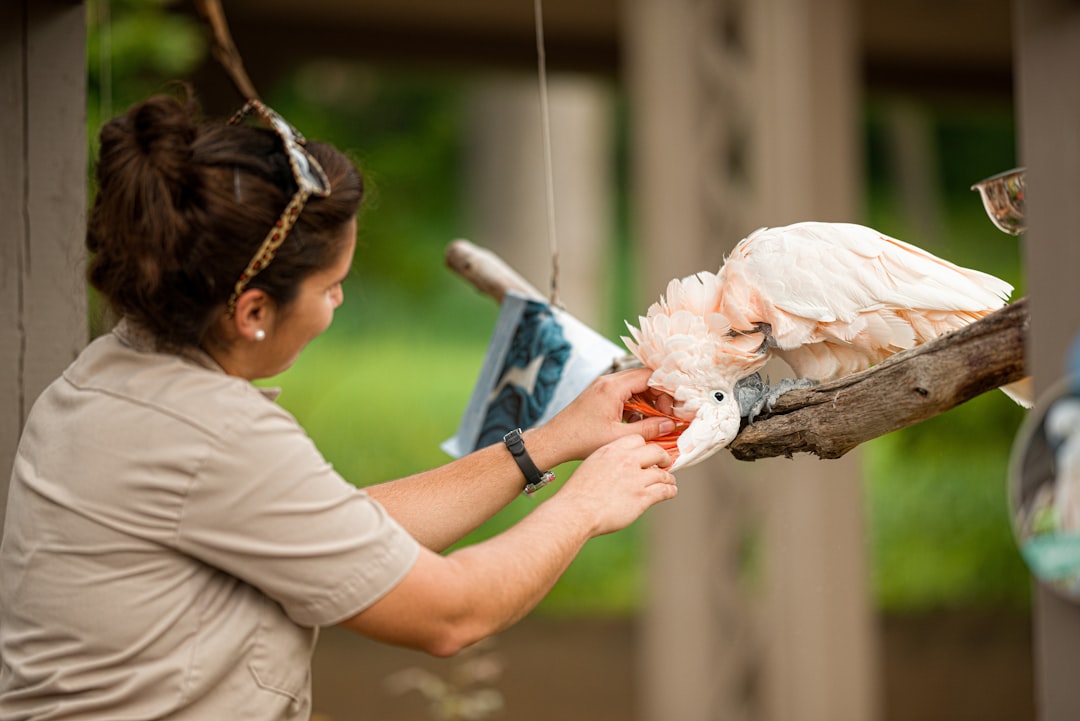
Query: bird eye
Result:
<box><xmin>713</xmin><ymin>391</ymin><xmax>725</xmax><ymax>403</ymax></box>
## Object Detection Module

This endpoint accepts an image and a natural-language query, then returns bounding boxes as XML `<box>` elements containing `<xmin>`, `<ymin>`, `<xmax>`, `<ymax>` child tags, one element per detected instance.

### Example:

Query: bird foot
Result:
<box><xmin>734</xmin><ymin>373</ymin><xmax>767</xmax><ymax>420</ymax></box>
<box><xmin>735</xmin><ymin>374</ymin><xmax>818</xmax><ymax>424</ymax></box>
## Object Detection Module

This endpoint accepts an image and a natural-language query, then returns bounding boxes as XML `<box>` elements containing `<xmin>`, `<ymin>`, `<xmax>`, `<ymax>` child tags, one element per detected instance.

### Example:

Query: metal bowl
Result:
<box><xmin>971</xmin><ymin>167</ymin><xmax>1026</xmax><ymax>235</ymax></box>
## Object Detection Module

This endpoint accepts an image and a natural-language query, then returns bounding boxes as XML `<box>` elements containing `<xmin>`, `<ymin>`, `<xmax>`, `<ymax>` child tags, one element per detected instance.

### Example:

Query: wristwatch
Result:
<box><xmin>503</xmin><ymin>428</ymin><xmax>555</xmax><ymax>496</ymax></box>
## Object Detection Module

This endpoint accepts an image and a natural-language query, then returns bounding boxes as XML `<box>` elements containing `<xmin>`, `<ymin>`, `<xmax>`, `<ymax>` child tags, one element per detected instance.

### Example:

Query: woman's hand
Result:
<box><xmin>552</xmin><ymin>434</ymin><xmax>677</xmax><ymax>537</ymax></box>
<box><xmin>532</xmin><ymin>368</ymin><xmax>677</xmax><ymax>465</ymax></box>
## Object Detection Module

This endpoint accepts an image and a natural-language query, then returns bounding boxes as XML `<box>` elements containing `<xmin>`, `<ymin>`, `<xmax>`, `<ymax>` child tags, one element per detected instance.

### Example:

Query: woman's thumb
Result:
<box><xmin>635</xmin><ymin>417</ymin><xmax>678</xmax><ymax>441</ymax></box>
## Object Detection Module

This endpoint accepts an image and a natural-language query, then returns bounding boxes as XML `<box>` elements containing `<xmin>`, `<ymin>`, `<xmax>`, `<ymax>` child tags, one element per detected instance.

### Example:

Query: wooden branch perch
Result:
<box><xmin>445</xmin><ymin>239</ymin><xmax>547</xmax><ymax>303</ymax></box>
<box><xmin>445</xmin><ymin>239</ymin><xmax>1030</xmax><ymax>461</ymax></box>
<box><xmin>726</xmin><ymin>298</ymin><xmax>1028</xmax><ymax>460</ymax></box>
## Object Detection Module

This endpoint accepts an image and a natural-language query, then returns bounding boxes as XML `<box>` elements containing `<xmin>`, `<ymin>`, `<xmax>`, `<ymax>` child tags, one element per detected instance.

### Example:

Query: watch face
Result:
<box><xmin>524</xmin><ymin>471</ymin><xmax>555</xmax><ymax>497</ymax></box>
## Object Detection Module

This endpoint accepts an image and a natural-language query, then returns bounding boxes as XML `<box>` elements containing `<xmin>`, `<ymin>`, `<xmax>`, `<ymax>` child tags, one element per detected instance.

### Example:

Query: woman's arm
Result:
<box><xmin>339</xmin><ymin>434</ymin><xmax>677</xmax><ymax>656</ymax></box>
<box><xmin>364</xmin><ymin>367</ymin><xmax>676</xmax><ymax>551</ymax></box>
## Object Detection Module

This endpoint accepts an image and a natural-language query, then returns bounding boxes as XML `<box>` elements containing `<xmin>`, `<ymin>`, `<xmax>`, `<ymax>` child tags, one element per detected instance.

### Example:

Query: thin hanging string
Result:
<box><xmin>98</xmin><ymin>0</ymin><xmax>113</xmax><ymax>126</ymax></box>
<box><xmin>534</xmin><ymin>0</ymin><xmax>561</xmax><ymax>307</ymax></box>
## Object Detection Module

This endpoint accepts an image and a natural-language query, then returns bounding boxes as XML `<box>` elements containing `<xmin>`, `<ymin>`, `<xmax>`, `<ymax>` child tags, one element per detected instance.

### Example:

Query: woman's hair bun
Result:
<box><xmin>132</xmin><ymin>95</ymin><xmax>197</xmax><ymax>176</ymax></box>
<box><xmin>88</xmin><ymin>92</ymin><xmax>203</xmax><ymax>332</ymax></box>
<box><xmin>98</xmin><ymin>92</ymin><xmax>200</xmax><ymax>216</ymax></box>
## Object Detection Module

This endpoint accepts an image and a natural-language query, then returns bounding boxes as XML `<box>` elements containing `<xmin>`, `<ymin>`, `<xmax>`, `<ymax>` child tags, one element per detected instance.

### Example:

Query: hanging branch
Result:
<box><xmin>446</xmin><ymin>239</ymin><xmax>1030</xmax><ymax>461</ymax></box>
<box><xmin>192</xmin><ymin>0</ymin><xmax>260</xmax><ymax>100</ymax></box>
<box><xmin>446</xmin><ymin>239</ymin><xmax>548</xmax><ymax>304</ymax></box>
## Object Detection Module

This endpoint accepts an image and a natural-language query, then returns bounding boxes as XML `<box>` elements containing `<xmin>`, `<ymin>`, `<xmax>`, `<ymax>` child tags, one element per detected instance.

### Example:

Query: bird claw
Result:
<box><xmin>735</xmin><ymin>373</ymin><xmax>818</xmax><ymax>424</ymax></box>
<box><xmin>734</xmin><ymin>373</ymin><xmax>768</xmax><ymax>421</ymax></box>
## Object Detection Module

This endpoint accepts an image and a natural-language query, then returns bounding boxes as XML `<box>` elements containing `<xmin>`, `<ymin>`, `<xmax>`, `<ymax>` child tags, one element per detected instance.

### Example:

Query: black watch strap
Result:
<box><xmin>503</xmin><ymin>428</ymin><xmax>555</xmax><ymax>496</ymax></box>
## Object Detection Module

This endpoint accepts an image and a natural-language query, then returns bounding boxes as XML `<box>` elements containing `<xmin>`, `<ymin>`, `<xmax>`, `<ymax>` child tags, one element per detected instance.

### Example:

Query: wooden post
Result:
<box><xmin>0</xmin><ymin>0</ymin><xmax>87</xmax><ymax>536</ymax></box>
<box><xmin>1014</xmin><ymin>1</ymin><xmax>1080</xmax><ymax>718</ymax></box>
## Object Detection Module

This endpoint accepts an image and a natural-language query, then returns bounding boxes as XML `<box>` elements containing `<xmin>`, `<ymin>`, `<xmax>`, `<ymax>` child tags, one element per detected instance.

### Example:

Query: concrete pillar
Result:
<box><xmin>0</xmin><ymin>1</ymin><xmax>88</xmax><ymax>537</ymax></box>
<box><xmin>623</xmin><ymin>0</ymin><xmax>878</xmax><ymax>719</ymax></box>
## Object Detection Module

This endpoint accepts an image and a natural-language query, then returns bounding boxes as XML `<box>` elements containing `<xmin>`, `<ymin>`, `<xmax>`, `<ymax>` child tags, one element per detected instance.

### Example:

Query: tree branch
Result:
<box><xmin>445</xmin><ymin>239</ymin><xmax>1030</xmax><ymax>462</ymax></box>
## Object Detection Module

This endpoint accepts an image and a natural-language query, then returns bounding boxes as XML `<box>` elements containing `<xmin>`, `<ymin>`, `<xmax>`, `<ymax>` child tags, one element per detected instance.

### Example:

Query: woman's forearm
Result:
<box><xmin>340</xmin><ymin>437</ymin><xmax>677</xmax><ymax>658</ymax></box>
<box><xmin>364</xmin><ymin>369</ymin><xmax>675</xmax><ymax>551</ymax></box>
<box><xmin>365</xmin><ymin>428</ymin><xmax>560</xmax><ymax>551</ymax></box>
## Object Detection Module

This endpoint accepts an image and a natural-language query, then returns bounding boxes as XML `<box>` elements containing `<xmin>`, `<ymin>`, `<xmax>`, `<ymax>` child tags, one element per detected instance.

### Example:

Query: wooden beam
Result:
<box><xmin>178</xmin><ymin>0</ymin><xmax>1012</xmax><ymax>100</ymax></box>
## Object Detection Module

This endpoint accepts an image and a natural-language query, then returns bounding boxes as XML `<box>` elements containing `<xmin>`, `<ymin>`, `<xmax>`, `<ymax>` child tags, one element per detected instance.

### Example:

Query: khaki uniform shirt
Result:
<box><xmin>0</xmin><ymin>321</ymin><xmax>420</xmax><ymax>720</ymax></box>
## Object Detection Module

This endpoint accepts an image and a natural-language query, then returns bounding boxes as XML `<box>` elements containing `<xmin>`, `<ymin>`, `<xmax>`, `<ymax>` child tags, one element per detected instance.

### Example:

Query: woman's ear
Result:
<box><xmin>231</xmin><ymin>288</ymin><xmax>275</xmax><ymax>342</ymax></box>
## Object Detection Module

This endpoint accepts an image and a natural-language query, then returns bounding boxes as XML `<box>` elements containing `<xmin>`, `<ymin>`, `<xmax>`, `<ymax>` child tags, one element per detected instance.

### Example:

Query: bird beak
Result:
<box><xmin>668</xmin><ymin>406</ymin><xmax>742</xmax><ymax>471</ymax></box>
<box><xmin>624</xmin><ymin>394</ymin><xmax>737</xmax><ymax>472</ymax></box>
<box><xmin>670</xmin><ymin>438</ymin><xmax>725</xmax><ymax>471</ymax></box>
<box><xmin>624</xmin><ymin>394</ymin><xmax>689</xmax><ymax>463</ymax></box>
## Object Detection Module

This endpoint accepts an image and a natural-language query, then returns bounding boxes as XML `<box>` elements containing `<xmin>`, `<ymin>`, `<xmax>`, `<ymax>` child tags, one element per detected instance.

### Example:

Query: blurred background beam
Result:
<box><xmin>183</xmin><ymin>0</ymin><xmax>1014</xmax><ymax>111</ymax></box>
<box><xmin>463</xmin><ymin>75</ymin><xmax>616</xmax><ymax>330</ymax></box>
<box><xmin>0</xmin><ymin>0</ymin><xmax>87</xmax><ymax>539</ymax></box>
<box><xmin>1014</xmin><ymin>1</ymin><xmax>1080</xmax><ymax>719</ymax></box>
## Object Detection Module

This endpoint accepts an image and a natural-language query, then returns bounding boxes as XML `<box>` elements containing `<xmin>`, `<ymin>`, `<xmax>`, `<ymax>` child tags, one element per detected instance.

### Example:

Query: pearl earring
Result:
<box><xmin>254</xmin><ymin>329</ymin><xmax>266</xmax><ymax>341</ymax></box>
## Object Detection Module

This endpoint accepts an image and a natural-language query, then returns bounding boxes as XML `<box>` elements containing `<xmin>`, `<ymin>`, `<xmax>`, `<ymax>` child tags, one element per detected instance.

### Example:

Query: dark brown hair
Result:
<box><xmin>86</xmin><ymin>90</ymin><xmax>364</xmax><ymax>349</ymax></box>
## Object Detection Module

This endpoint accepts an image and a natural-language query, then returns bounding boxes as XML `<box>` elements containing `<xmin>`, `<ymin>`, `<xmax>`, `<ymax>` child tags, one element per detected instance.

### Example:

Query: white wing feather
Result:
<box><xmin>722</xmin><ymin>223</ymin><xmax>1011</xmax><ymax>322</ymax></box>
<box><xmin>717</xmin><ymin>222</ymin><xmax>1014</xmax><ymax>378</ymax></box>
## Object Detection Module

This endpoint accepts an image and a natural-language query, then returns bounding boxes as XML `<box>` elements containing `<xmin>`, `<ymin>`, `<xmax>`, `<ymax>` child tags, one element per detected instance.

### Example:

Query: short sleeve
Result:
<box><xmin>176</xmin><ymin>399</ymin><xmax>420</xmax><ymax>627</ymax></box>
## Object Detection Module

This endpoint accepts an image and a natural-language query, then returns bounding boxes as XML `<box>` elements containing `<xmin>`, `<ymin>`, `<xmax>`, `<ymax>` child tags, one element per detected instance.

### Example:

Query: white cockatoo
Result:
<box><xmin>624</xmin><ymin>221</ymin><xmax>1021</xmax><ymax>470</ymax></box>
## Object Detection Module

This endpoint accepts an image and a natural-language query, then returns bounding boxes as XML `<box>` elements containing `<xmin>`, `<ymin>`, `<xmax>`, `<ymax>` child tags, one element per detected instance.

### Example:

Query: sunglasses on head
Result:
<box><xmin>225</xmin><ymin>99</ymin><xmax>332</xmax><ymax>318</ymax></box>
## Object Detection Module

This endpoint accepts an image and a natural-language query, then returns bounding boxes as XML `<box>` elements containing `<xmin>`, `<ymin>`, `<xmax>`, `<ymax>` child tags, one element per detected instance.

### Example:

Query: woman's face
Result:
<box><xmin>257</xmin><ymin>217</ymin><xmax>356</xmax><ymax>377</ymax></box>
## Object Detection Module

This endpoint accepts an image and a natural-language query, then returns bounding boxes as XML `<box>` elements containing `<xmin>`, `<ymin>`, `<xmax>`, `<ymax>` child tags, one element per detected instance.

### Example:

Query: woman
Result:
<box><xmin>0</xmin><ymin>92</ymin><xmax>677</xmax><ymax>720</ymax></box>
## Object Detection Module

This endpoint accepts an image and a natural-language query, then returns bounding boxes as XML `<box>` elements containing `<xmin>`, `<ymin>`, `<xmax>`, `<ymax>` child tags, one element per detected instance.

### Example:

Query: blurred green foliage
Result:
<box><xmin>273</xmin><ymin>66</ymin><xmax>473</xmax><ymax>313</ymax></box>
<box><xmin>86</xmin><ymin>0</ymin><xmax>206</xmax><ymax>150</ymax></box>
<box><xmin>88</xmin><ymin>1</ymin><xmax>1032</xmax><ymax>616</ymax></box>
<box><xmin>862</xmin><ymin>97</ymin><xmax>1031</xmax><ymax>611</ymax></box>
